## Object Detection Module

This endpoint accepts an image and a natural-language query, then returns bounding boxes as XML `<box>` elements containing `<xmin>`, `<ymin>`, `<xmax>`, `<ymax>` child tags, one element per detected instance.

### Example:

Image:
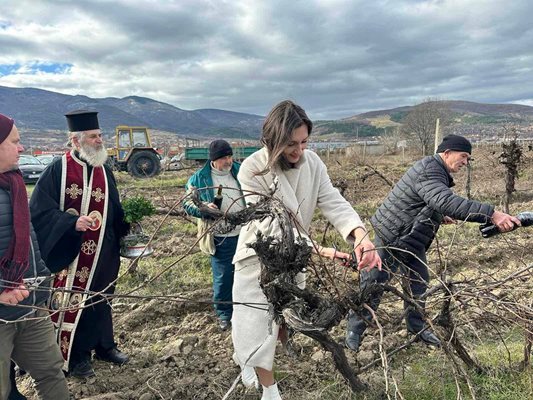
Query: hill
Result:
<box><xmin>313</xmin><ymin>100</ymin><xmax>533</xmax><ymax>139</ymax></box>
<box><xmin>352</xmin><ymin>100</ymin><xmax>533</xmax><ymax>126</ymax></box>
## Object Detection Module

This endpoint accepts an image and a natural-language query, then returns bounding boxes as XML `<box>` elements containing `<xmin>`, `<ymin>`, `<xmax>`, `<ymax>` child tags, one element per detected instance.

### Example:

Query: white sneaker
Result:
<box><xmin>261</xmin><ymin>383</ymin><xmax>282</xmax><ymax>400</ymax></box>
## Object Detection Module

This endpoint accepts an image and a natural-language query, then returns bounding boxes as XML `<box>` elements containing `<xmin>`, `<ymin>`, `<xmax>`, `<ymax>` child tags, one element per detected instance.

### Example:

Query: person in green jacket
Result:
<box><xmin>183</xmin><ymin>140</ymin><xmax>245</xmax><ymax>331</ymax></box>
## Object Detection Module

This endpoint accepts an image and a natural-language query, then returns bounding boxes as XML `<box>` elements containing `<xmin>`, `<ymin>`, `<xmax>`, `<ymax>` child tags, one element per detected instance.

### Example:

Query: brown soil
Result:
<box><xmin>17</xmin><ymin>147</ymin><xmax>533</xmax><ymax>399</ymax></box>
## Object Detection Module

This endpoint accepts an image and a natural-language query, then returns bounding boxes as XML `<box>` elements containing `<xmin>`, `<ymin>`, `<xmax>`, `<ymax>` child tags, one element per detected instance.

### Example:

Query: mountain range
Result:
<box><xmin>0</xmin><ymin>85</ymin><xmax>264</xmax><ymax>138</ymax></box>
<box><xmin>1</xmin><ymin>85</ymin><xmax>533</xmax><ymax>140</ymax></box>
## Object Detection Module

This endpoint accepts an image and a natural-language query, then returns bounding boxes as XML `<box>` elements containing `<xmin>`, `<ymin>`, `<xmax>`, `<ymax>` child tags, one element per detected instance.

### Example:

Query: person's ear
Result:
<box><xmin>71</xmin><ymin>135</ymin><xmax>80</xmax><ymax>149</ymax></box>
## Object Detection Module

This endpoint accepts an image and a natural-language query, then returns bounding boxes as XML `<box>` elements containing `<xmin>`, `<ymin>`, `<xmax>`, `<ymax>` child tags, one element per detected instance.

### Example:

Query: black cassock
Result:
<box><xmin>30</xmin><ymin>154</ymin><xmax>129</xmax><ymax>365</ymax></box>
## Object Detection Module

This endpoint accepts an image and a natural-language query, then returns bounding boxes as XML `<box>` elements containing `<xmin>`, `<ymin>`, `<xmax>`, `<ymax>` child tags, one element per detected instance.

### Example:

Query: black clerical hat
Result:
<box><xmin>65</xmin><ymin>110</ymin><xmax>100</xmax><ymax>132</ymax></box>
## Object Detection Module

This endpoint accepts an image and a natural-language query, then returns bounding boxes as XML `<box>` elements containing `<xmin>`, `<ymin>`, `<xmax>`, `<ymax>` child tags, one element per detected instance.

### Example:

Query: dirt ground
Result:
<box><xmin>17</xmin><ymin>146</ymin><xmax>533</xmax><ymax>399</ymax></box>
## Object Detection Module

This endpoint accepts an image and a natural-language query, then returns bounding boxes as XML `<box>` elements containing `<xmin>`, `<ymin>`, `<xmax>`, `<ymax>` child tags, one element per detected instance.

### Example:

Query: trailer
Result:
<box><xmin>184</xmin><ymin>146</ymin><xmax>261</xmax><ymax>162</ymax></box>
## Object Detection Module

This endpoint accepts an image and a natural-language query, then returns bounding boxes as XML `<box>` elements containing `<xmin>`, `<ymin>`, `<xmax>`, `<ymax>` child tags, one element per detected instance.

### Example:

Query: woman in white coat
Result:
<box><xmin>231</xmin><ymin>100</ymin><xmax>381</xmax><ymax>399</ymax></box>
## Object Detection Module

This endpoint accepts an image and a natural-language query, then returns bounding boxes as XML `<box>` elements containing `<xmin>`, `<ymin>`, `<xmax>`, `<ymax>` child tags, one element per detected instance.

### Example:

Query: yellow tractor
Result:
<box><xmin>107</xmin><ymin>126</ymin><xmax>161</xmax><ymax>178</ymax></box>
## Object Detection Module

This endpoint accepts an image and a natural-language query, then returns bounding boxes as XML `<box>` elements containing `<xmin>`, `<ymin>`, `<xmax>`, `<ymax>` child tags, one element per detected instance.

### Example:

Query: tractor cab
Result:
<box><xmin>116</xmin><ymin>126</ymin><xmax>153</xmax><ymax>160</ymax></box>
<box><xmin>107</xmin><ymin>126</ymin><xmax>161</xmax><ymax>178</ymax></box>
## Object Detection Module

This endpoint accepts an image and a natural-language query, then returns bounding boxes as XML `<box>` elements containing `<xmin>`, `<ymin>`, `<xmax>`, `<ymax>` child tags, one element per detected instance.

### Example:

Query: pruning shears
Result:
<box><xmin>22</xmin><ymin>276</ymin><xmax>53</xmax><ymax>289</ymax></box>
<box><xmin>333</xmin><ymin>244</ymin><xmax>359</xmax><ymax>271</ymax></box>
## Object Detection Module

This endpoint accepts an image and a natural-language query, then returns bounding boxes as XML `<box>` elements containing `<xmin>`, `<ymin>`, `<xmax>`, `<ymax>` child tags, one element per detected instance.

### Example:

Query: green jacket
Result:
<box><xmin>183</xmin><ymin>161</ymin><xmax>241</xmax><ymax>218</ymax></box>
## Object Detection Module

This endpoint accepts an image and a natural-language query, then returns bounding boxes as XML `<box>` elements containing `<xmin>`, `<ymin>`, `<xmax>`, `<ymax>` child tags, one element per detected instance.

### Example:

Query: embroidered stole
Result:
<box><xmin>50</xmin><ymin>151</ymin><xmax>109</xmax><ymax>367</ymax></box>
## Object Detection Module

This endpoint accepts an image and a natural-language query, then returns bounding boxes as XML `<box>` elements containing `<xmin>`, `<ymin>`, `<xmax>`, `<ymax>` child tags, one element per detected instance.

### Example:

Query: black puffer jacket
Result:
<box><xmin>0</xmin><ymin>187</ymin><xmax>51</xmax><ymax>321</ymax></box>
<box><xmin>371</xmin><ymin>154</ymin><xmax>494</xmax><ymax>253</ymax></box>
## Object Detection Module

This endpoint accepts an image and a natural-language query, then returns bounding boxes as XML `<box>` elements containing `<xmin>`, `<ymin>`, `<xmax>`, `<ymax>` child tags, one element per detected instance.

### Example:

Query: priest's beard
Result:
<box><xmin>79</xmin><ymin>143</ymin><xmax>108</xmax><ymax>167</ymax></box>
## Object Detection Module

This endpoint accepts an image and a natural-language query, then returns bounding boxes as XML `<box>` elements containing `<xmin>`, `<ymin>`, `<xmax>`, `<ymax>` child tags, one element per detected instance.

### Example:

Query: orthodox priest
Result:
<box><xmin>30</xmin><ymin>110</ymin><xmax>130</xmax><ymax>378</ymax></box>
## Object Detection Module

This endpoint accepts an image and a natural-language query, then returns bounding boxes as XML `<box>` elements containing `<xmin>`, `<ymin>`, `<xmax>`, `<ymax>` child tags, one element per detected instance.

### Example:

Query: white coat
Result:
<box><xmin>232</xmin><ymin>148</ymin><xmax>364</xmax><ymax>370</ymax></box>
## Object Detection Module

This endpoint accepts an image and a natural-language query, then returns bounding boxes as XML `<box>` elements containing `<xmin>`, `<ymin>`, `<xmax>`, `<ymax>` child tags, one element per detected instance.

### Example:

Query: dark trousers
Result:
<box><xmin>347</xmin><ymin>236</ymin><xmax>430</xmax><ymax>335</ymax></box>
<box><xmin>69</xmin><ymin>298</ymin><xmax>115</xmax><ymax>366</ymax></box>
<box><xmin>211</xmin><ymin>235</ymin><xmax>238</xmax><ymax>321</ymax></box>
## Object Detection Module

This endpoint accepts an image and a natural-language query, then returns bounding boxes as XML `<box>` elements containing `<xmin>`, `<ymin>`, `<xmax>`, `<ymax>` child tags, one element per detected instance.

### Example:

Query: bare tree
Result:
<box><xmin>379</xmin><ymin>126</ymin><xmax>403</xmax><ymax>155</ymax></box>
<box><xmin>402</xmin><ymin>99</ymin><xmax>452</xmax><ymax>156</ymax></box>
<box><xmin>499</xmin><ymin>127</ymin><xmax>523</xmax><ymax>213</ymax></box>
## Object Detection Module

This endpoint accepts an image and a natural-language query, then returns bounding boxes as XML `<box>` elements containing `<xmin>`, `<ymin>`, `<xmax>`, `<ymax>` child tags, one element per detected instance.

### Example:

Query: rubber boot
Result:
<box><xmin>345</xmin><ymin>310</ymin><xmax>367</xmax><ymax>352</ymax></box>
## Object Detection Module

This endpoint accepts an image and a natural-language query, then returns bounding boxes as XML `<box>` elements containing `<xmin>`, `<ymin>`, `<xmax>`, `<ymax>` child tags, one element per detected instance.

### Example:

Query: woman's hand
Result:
<box><xmin>319</xmin><ymin>246</ymin><xmax>351</xmax><ymax>261</ymax></box>
<box><xmin>353</xmin><ymin>237</ymin><xmax>382</xmax><ymax>272</ymax></box>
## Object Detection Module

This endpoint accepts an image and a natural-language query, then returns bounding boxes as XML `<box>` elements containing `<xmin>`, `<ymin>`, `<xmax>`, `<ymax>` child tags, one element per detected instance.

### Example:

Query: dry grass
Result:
<box><xmin>20</xmin><ymin>145</ymin><xmax>533</xmax><ymax>399</ymax></box>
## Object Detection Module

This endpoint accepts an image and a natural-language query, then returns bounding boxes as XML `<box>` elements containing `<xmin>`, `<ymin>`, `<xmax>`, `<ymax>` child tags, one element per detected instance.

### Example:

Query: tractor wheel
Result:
<box><xmin>127</xmin><ymin>151</ymin><xmax>161</xmax><ymax>178</ymax></box>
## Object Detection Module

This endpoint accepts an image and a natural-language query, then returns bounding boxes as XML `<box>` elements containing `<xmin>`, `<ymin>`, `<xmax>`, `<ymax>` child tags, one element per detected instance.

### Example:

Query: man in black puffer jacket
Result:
<box><xmin>346</xmin><ymin>134</ymin><xmax>521</xmax><ymax>351</ymax></box>
<box><xmin>0</xmin><ymin>113</ymin><xmax>69</xmax><ymax>400</ymax></box>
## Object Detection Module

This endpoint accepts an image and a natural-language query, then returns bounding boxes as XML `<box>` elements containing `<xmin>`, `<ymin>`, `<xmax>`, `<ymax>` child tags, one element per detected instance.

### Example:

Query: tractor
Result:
<box><xmin>107</xmin><ymin>126</ymin><xmax>161</xmax><ymax>178</ymax></box>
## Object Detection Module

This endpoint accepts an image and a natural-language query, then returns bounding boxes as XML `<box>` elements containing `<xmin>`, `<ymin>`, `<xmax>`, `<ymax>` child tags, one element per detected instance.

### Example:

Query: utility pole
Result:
<box><xmin>433</xmin><ymin>118</ymin><xmax>441</xmax><ymax>153</ymax></box>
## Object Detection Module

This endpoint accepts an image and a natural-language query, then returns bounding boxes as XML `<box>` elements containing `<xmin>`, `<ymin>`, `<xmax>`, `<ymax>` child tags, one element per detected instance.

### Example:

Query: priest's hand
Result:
<box><xmin>0</xmin><ymin>285</ymin><xmax>30</xmax><ymax>305</ymax></box>
<box><xmin>76</xmin><ymin>216</ymin><xmax>95</xmax><ymax>232</ymax></box>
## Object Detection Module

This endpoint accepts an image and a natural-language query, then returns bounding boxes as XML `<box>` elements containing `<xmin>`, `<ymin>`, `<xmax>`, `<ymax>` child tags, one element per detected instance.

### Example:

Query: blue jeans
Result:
<box><xmin>347</xmin><ymin>236</ymin><xmax>430</xmax><ymax>335</ymax></box>
<box><xmin>211</xmin><ymin>235</ymin><xmax>238</xmax><ymax>321</ymax></box>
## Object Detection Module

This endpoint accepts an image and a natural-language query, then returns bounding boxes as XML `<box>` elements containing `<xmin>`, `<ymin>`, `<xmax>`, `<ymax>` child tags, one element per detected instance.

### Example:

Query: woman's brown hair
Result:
<box><xmin>259</xmin><ymin>100</ymin><xmax>312</xmax><ymax>174</ymax></box>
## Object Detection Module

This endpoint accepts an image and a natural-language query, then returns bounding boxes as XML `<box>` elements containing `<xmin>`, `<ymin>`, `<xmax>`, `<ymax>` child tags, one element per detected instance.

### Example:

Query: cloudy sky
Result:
<box><xmin>1</xmin><ymin>0</ymin><xmax>532</xmax><ymax>119</ymax></box>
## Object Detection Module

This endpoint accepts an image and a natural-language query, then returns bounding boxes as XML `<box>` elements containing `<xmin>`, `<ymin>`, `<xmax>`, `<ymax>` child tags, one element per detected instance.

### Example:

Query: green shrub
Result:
<box><xmin>122</xmin><ymin>196</ymin><xmax>156</xmax><ymax>224</ymax></box>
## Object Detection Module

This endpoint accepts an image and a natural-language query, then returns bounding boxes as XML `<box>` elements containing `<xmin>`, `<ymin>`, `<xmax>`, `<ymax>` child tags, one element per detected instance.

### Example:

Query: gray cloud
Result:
<box><xmin>1</xmin><ymin>0</ymin><xmax>532</xmax><ymax>119</ymax></box>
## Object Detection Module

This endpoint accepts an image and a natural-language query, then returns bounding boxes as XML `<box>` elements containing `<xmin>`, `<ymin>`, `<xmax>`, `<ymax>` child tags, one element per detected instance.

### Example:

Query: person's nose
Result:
<box><xmin>18</xmin><ymin>144</ymin><xmax>24</xmax><ymax>152</ymax></box>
